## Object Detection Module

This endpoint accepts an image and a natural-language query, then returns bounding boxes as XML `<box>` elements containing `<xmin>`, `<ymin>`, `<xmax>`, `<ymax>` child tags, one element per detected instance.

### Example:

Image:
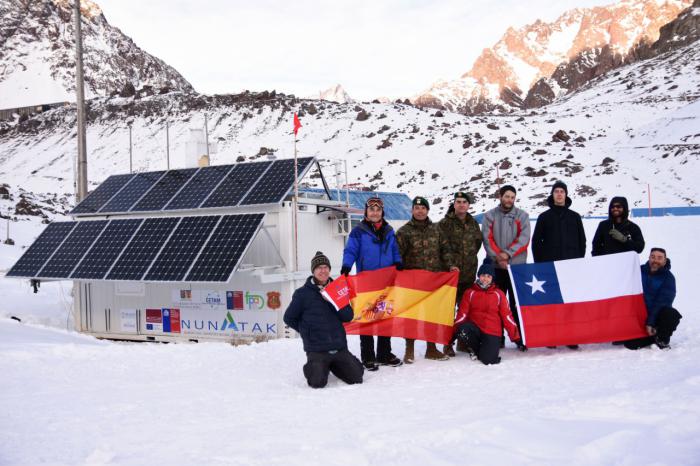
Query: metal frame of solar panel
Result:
<box><xmin>106</xmin><ymin>217</ymin><xmax>181</xmax><ymax>281</ymax></box>
<box><xmin>144</xmin><ymin>215</ymin><xmax>221</xmax><ymax>282</ymax></box>
<box><xmin>185</xmin><ymin>213</ymin><xmax>265</xmax><ymax>283</ymax></box>
<box><xmin>70</xmin><ymin>173</ymin><xmax>136</xmax><ymax>215</ymax></box>
<box><xmin>239</xmin><ymin>157</ymin><xmax>314</xmax><ymax>206</ymax></box>
<box><xmin>71</xmin><ymin>219</ymin><xmax>144</xmax><ymax>280</ymax></box>
<box><xmin>131</xmin><ymin>168</ymin><xmax>198</xmax><ymax>212</ymax></box>
<box><xmin>36</xmin><ymin>220</ymin><xmax>109</xmax><ymax>279</ymax></box>
<box><xmin>98</xmin><ymin>170</ymin><xmax>167</xmax><ymax>214</ymax></box>
<box><xmin>6</xmin><ymin>222</ymin><xmax>78</xmax><ymax>277</ymax></box>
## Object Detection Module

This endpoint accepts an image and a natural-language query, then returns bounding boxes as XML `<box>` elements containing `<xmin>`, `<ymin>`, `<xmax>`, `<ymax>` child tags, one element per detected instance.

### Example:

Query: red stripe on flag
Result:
<box><xmin>521</xmin><ymin>294</ymin><xmax>647</xmax><ymax>347</ymax></box>
<box><xmin>344</xmin><ymin>317</ymin><xmax>454</xmax><ymax>345</ymax></box>
<box><xmin>348</xmin><ymin>267</ymin><xmax>457</xmax><ymax>294</ymax></box>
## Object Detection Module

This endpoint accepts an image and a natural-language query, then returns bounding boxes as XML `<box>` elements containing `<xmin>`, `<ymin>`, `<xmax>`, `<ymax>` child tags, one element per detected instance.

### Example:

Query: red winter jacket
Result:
<box><xmin>454</xmin><ymin>283</ymin><xmax>520</xmax><ymax>341</ymax></box>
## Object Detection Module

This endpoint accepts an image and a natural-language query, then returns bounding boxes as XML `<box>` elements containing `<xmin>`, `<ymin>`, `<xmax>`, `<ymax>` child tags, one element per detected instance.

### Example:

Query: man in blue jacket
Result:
<box><xmin>623</xmin><ymin>247</ymin><xmax>682</xmax><ymax>350</ymax></box>
<box><xmin>341</xmin><ymin>196</ymin><xmax>403</xmax><ymax>370</ymax></box>
<box><xmin>284</xmin><ymin>251</ymin><xmax>364</xmax><ymax>388</ymax></box>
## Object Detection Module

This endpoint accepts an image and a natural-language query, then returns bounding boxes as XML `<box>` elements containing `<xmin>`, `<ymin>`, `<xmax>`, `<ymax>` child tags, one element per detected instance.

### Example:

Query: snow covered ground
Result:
<box><xmin>1</xmin><ymin>216</ymin><xmax>698</xmax><ymax>465</ymax></box>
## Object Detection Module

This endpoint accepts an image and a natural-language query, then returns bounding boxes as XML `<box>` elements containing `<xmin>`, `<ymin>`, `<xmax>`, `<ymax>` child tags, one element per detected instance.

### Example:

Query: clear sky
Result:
<box><xmin>97</xmin><ymin>0</ymin><xmax>613</xmax><ymax>101</ymax></box>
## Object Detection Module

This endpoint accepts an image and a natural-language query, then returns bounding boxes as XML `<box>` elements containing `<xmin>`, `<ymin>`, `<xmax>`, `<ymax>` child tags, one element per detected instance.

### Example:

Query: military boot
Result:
<box><xmin>425</xmin><ymin>342</ymin><xmax>449</xmax><ymax>361</ymax></box>
<box><xmin>404</xmin><ymin>338</ymin><xmax>415</xmax><ymax>364</ymax></box>
<box><xmin>443</xmin><ymin>343</ymin><xmax>456</xmax><ymax>357</ymax></box>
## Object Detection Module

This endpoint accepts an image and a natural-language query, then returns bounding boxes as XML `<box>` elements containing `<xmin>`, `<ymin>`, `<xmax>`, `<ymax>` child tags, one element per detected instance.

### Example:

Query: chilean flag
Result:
<box><xmin>509</xmin><ymin>251</ymin><xmax>648</xmax><ymax>348</ymax></box>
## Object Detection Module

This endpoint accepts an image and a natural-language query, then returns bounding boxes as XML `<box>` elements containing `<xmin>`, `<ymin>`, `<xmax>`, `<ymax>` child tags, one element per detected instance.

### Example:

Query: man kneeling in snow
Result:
<box><xmin>452</xmin><ymin>260</ymin><xmax>526</xmax><ymax>364</ymax></box>
<box><xmin>284</xmin><ymin>251</ymin><xmax>364</xmax><ymax>388</ymax></box>
<box><xmin>623</xmin><ymin>247</ymin><xmax>682</xmax><ymax>350</ymax></box>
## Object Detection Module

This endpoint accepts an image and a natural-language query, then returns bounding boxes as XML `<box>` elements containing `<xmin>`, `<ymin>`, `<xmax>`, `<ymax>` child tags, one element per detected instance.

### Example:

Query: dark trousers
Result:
<box><xmin>494</xmin><ymin>268</ymin><xmax>520</xmax><ymax>330</ymax></box>
<box><xmin>456</xmin><ymin>322</ymin><xmax>502</xmax><ymax>365</ymax></box>
<box><xmin>624</xmin><ymin>307</ymin><xmax>682</xmax><ymax>349</ymax></box>
<box><xmin>303</xmin><ymin>349</ymin><xmax>364</xmax><ymax>388</ymax></box>
<box><xmin>360</xmin><ymin>335</ymin><xmax>392</xmax><ymax>363</ymax></box>
<box><xmin>456</xmin><ymin>282</ymin><xmax>470</xmax><ymax>307</ymax></box>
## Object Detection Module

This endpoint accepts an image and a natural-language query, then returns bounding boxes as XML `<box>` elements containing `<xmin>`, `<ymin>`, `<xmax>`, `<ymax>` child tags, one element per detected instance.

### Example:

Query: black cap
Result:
<box><xmin>412</xmin><ymin>196</ymin><xmax>430</xmax><ymax>210</ymax></box>
<box><xmin>551</xmin><ymin>180</ymin><xmax>568</xmax><ymax>195</ymax></box>
<box><xmin>454</xmin><ymin>192</ymin><xmax>475</xmax><ymax>203</ymax></box>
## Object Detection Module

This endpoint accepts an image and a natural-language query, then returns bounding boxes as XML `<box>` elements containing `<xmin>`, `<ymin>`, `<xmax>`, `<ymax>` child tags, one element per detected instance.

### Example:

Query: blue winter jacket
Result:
<box><xmin>283</xmin><ymin>276</ymin><xmax>354</xmax><ymax>353</ymax></box>
<box><xmin>641</xmin><ymin>259</ymin><xmax>676</xmax><ymax>326</ymax></box>
<box><xmin>342</xmin><ymin>220</ymin><xmax>402</xmax><ymax>273</ymax></box>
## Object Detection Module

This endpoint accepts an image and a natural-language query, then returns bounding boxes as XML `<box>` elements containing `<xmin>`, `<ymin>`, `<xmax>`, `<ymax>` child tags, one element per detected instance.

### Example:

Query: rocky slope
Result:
<box><xmin>414</xmin><ymin>0</ymin><xmax>692</xmax><ymax>114</ymax></box>
<box><xmin>0</xmin><ymin>37</ymin><xmax>697</xmax><ymax>225</ymax></box>
<box><xmin>0</xmin><ymin>0</ymin><xmax>193</xmax><ymax>109</ymax></box>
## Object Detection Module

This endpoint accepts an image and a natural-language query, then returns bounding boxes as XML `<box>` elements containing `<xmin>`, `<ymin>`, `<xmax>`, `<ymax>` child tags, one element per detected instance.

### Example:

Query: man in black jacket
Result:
<box><xmin>532</xmin><ymin>181</ymin><xmax>586</xmax><ymax>263</ymax></box>
<box><xmin>532</xmin><ymin>181</ymin><xmax>586</xmax><ymax>350</ymax></box>
<box><xmin>283</xmin><ymin>251</ymin><xmax>364</xmax><ymax>388</ymax></box>
<box><xmin>592</xmin><ymin>196</ymin><xmax>645</xmax><ymax>256</ymax></box>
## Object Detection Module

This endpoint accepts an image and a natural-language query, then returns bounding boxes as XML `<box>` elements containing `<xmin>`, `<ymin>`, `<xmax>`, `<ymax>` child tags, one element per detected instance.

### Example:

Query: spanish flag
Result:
<box><xmin>331</xmin><ymin>266</ymin><xmax>458</xmax><ymax>345</ymax></box>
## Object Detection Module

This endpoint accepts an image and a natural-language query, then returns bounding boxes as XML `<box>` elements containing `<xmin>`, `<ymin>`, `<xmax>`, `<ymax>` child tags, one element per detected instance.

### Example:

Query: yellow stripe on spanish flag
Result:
<box><xmin>344</xmin><ymin>267</ymin><xmax>458</xmax><ymax>344</ymax></box>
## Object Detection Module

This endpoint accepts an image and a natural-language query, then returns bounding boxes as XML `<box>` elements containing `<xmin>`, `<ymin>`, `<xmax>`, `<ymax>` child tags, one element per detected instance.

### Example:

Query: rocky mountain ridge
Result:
<box><xmin>414</xmin><ymin>0</ymin><xmax>692</xmax><ymax>114</ymax></box>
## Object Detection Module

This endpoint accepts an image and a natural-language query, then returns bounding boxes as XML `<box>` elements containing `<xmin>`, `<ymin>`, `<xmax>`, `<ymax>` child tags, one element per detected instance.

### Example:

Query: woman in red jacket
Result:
<box><xmin>454</xmin><ymin>260</ymin><xmax>526</xmax><ymax>364</ymax></box>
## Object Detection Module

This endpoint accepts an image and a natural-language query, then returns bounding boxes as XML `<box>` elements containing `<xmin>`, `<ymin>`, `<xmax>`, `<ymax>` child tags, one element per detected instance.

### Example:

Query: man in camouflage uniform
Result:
<box><xmin>438</xmin><ymin>192</ymin><xmax>483</xmax><ymax>356</ymax></box>
<box><xmin>397</xmin><ymin>196</ymin><xmax>459</xmax><ymax>363</ymax></box>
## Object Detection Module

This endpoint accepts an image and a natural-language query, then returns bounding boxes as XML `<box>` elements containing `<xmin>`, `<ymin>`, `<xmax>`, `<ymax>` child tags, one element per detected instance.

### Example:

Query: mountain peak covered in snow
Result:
<box><xmin>0</xmin><ymin>0</ymin><xmax>193</xmax><ymax>109</ymax></box>
<box><xmin>316</xmin><ymin>84</ymin><xmax>355</xmax><ymax>104</ymax></box>
<box><xmin>413</xmin><ymin>0</ymin><xmax>693</xmax><ymax>114</ymax></box>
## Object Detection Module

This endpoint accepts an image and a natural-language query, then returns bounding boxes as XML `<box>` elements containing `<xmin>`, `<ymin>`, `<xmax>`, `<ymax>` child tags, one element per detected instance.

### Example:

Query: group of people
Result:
<box><xmin>284</xmin><ymin>182</ymin><xmax>682</xmax><ymax>388</ymax></box>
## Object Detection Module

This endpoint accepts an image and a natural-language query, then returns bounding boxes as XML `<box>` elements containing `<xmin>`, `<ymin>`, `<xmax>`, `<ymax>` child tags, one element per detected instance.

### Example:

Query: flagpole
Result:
<box><xmin>293</xmin><ymin>131</ymin><xmax>299</xmax><ymax>274</ymax></box>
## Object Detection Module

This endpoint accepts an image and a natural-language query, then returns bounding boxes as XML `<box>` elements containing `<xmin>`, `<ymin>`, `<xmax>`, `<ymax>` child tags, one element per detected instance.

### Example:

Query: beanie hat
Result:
<box><xmin>454</xmin><ymin>191</ymin><xmax>475</xmax><ymax>203</ymax></box>
<box><xmin>412</xmin><ymin>196</ymin><xmax>430</xmax><ymax>210</ymax></box>
<box><xmin>311</xmin><ymin>251</ymin><xmax>331</xmax><ymax>272</ymax></box>
<box><xmin>477</xmin><ymin>259</ymin><xmax>495</xmax><ymax>278</ymax></box>
<box><xmin>500</xmin><ymin>185</ymin><xmax>516</xmax><ymax>196</ymax></box>
<box><xmin>551</xmin><ymin>180</ymin><xmax>568</xmax><ymax>195</ymax></box>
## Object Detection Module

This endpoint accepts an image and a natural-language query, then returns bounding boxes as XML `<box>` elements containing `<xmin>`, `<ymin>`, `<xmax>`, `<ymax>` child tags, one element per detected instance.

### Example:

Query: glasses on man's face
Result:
<box><xmin>611</xmin><ymin>205</ymin><xmax>623</xmax><ymax>209</ymax></box>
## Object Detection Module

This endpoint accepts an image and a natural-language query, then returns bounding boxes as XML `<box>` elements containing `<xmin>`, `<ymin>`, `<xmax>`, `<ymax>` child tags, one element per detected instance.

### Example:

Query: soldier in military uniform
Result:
<box><xmin>438</xmin><ymin>192</ymin><xmax>482</xmax><ymax>356</ymax></box>
<box><xmin>396</xmin><ymin>196</ymin><xmax>459</xmax><ymax>363</ymax></box>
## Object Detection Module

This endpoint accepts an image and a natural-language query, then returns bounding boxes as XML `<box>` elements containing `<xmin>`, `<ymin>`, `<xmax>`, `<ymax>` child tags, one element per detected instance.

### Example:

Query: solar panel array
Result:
<box><xmin>70</xmin><ymin>157</ymin><xmax>314</xmax><ymax>216</ymax></box>
<box><xmin>7</xmin><ymin>214</ymin><xmax>265</xmax><ymax>283</ymax></box>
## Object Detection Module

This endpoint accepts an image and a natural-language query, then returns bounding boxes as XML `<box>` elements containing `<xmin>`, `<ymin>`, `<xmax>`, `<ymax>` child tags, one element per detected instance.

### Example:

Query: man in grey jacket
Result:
<box><xmin>481</xmin><ymin>185</ymin><xmax>531</xmax><ymax>336</ymax></box>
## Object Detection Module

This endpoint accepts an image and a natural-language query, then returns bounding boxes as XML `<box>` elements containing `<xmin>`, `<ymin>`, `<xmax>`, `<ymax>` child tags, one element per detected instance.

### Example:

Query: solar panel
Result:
<box><xmin>201</xmin><ymin>161</ymin><xmax>272</xmax><ymax>208</ymax></box>
<box><xmin>144</xmin><ymin>215</ymin><xmax>220</xmax><ymax>281</ymax></box>
<box><xmin>71</xmin><ymin>219</ymin><xmax>144</xmax><ymax>280</ymax></box>
<box><xmin>164</xmin><ymin>165</ymin><xmax>234</xmax><ymax>211</ymax></box>
<box><xmin>131</xmin><ymin>168</ymin><xmax>198</xmax><ymax>212</ymax></box>
<box><xmin>240</xmin><ymin>157</ymin><xmax>314</xmax><ymax>205</ymax></box>
<box><xmin>71</xmin><ymin>174</ymin><xmax>135</xmax><ymax>215</ymax></box>
<box><xmin>6</xmin><ymin>222</ymin><xmax>77</xmax><ymax>278</ymax></box>
<box><xmin>99</xmin><ymin>171</ymin><xmax>166</xmax><ymax>214</ymax></box>
<box><xmin>37</xmin><ymin>220</ymin><xmax>108</xmax><ymax>278</ymax></box>
<box><xmin>186</xmin><ymin>213</ymin><xmax>265</xmax><ymax>282</ymax></box>
<box><xmin>107</xmin><ymin>217</ymin><xmax>180</xmax><ymax>281</ymax></box>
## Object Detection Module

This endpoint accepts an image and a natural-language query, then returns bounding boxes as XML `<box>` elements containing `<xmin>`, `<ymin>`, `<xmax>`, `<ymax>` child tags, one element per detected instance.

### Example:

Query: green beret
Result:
<box><xmin>454</xmin><ymin>192</ymin><xmax>475</xmax><ymax>203</ymax></box>
<box><xmin>412</xmin><ymin>196</ymin><xmax>430</xmax><ymax>210</ymax></box>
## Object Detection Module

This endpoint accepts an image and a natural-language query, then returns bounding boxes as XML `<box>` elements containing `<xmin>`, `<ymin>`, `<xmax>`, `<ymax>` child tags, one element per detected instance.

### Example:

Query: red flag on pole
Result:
<box><xmin>293</xmin><ymin>112</ymin><xmax>302</xmax><ymax>136</ymax></box>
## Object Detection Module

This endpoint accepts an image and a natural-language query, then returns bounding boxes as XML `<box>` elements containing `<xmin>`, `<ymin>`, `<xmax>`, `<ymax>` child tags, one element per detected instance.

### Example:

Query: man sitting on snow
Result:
<box><xmin>283</xmin><ymin>251</ymin><xmax>364</xmax><ymax>388</ymax></box>
<box><xmin>623</xmin><ymin>247</ymin><xmax>682</xmax><ymax>350</ymax></box>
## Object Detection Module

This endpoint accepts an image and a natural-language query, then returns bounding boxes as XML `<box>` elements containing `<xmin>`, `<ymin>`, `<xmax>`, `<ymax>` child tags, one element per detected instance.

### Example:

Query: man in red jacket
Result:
<box><xmin>453</xmin><ymin>260</ymin><xmax>526</xmax><ymax>365</ymax></box>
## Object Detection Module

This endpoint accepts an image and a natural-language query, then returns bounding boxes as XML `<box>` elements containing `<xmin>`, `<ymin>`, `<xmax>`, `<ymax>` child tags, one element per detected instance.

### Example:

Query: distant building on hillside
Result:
<box><xmin>0</xmin><ymin>102</ymin><xmax>68</xmax><ymax>121</ymax></box>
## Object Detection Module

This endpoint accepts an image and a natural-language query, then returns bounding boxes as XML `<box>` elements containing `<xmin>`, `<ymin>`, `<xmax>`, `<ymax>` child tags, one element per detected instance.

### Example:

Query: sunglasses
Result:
<box><xmin>611</xmin><ymin>205</ymin><xmax>624</xmax><ymax>209</ymax></box>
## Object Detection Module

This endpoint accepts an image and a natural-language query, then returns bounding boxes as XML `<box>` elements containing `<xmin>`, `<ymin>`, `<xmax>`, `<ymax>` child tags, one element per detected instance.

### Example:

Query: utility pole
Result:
<box><xmin>204</xmin><ymin>114</ymin><xmax>210</xmax><ymax>158</ymax></box>
<box><xmin>166</xmin><ymin>121</ymin><xmax>170</xmax><ymax>170</ymax></box>
<box><xmin>128</xmin><ymin>124</ymin><xmax>133</xmax><ymax>173</ymax></box>
<box><xmin>73</xmin><ymin>0</ymin><xmax>88</xmax><ymax>202</ymax></box>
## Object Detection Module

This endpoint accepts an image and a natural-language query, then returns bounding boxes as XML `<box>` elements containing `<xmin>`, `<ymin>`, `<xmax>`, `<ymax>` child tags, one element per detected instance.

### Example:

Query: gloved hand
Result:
<box><xmin>394</xmin><ymin>262</ymin><xmax>404</xmax><ymax>271</ymax></box>
<box><xmin>609</xmin><ymin>228</ymin><xmax>628</xmax><ymax>243</ymax></box>
<box><xmin>515</xmin><ymin>340</ymin><xmax>528</xmax><ymax>352</ymax></box>
<box><xmin>340</xmin><ymin>266</ymin><xmax>351</xmax><ymax>277</ymax></box>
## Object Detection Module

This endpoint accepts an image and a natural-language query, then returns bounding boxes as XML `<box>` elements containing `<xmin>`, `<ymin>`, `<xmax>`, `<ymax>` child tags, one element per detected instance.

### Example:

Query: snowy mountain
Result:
<box><xmin>0</xmin><ymin>35</ymin><xmax>697</xmax><ymax>226</ymax></box>
<box><xmin>0</xmin><ymin>0</ymin><xmax>193</xmax><ymax>109</ymax></box>
<box><xmin>413</xmin><ymin>0</ymin><xmax>692</xmax><ymax>114</ymax></box>
<box><xmin>315</xmin><ymin>84</ymin><xmax>355</xmax><ymax>104</ymax></box>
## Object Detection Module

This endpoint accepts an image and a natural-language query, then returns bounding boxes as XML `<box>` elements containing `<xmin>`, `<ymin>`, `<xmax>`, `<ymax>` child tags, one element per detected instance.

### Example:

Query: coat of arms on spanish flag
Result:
<box><xmin>322</xmin><ymin>267</ymin><xmax>459</xmax><ymax>345</ymax></box>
